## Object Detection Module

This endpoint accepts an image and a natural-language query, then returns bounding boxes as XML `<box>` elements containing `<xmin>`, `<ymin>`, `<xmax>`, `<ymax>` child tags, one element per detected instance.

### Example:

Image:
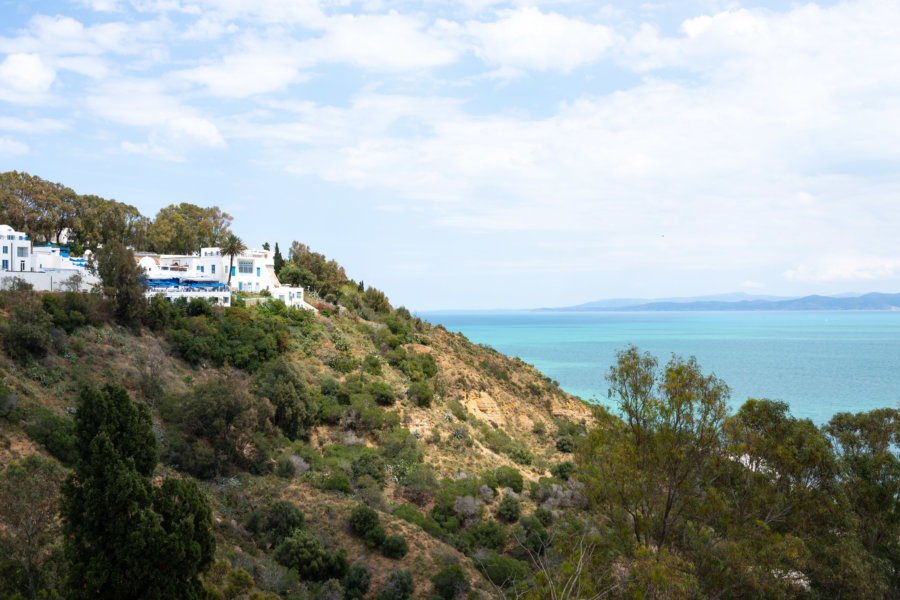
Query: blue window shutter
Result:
<box><xmin>257</xmin><ymin>267</ymin><xmax>260</xmax><ymax>277</ymax></box>
<box><xmin>231</xmin><ymin>266</ymin><xmax>235</xmax><ymax>276</ymax></box>
<box><xmin>239</xmin><ymin>282</ymin><xmax>242</xmax><ymax>291</ymax></box>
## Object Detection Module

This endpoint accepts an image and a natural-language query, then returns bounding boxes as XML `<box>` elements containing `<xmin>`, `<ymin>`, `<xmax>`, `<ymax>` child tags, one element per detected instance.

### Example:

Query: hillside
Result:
<box><xmin>0</xmin><ymin>281</ymin><xmax>593</xmax><ymax>599</ymax></box>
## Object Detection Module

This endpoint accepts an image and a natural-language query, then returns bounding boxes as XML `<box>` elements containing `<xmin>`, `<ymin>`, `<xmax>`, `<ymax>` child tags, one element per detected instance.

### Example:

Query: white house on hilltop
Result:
<box><xmin>138</xmin><ymin>245</ymin><xmax>311</xmax><ymax>310</ymax></box>
<box><xmin>0</xmin><ymin>224</ymin><xmax>99</xmax><ymax>291</ymax></box>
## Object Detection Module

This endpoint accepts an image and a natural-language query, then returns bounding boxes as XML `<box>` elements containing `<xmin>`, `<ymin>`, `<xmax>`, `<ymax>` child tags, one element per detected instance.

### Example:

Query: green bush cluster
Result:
<box><xmin>41</xmin><ymin>292</ymin><xmax>102</xmax><ymax>333</ymax></box>
<box><xmin>348</xmin><ymin>505</ymin><xmax>409</xmax><ymax>560</ymax></box>
<box><xmin>164</xmin><ymin>304</ymin><xmax>289</xmax><ymax>371</ymax></box>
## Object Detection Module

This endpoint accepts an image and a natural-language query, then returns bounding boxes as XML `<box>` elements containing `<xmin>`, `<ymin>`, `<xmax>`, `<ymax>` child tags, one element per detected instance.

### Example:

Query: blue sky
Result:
<box><xmin>2</xmin><ymin>0</ymin><xmax>899</xmax><ymax>310</ymax></box>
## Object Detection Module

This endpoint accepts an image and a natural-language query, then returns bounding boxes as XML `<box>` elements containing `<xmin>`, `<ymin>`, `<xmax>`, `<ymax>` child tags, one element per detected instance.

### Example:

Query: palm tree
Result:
<box><xmin>221</xmin><ymin>233</ymin><xmax>246</xmax><ymax>287</ymax></box>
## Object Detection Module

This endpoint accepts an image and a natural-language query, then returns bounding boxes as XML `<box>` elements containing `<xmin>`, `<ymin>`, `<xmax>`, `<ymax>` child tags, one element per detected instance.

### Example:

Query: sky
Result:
<box><xmin>1</xmin><ymin>0</ymin><xmax>899</xmax><ymax>311</ymax></box>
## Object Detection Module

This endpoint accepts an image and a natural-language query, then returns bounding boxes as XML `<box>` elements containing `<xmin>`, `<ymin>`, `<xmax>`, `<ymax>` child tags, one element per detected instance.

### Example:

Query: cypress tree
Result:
<box><xmin>62</xmin><ymin>384</ymin><xmax>214</xmax><ymax>599</ymax></box>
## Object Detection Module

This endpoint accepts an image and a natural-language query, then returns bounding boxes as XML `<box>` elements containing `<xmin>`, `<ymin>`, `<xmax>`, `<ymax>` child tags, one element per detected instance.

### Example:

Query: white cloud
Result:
<box><xmin>175</xmin><ymin>39</ymin><xmax>310</xmax><ymax>97</ymax></box>
<box><xmin>312</xmin><ymin>12</ymin><xmax>460</xmax><ymax>71</ymax></box>
<box><xmin>86</xmin><ymin>80</ymin><xmax>225</xmax><ymax>147</ymax></box>
<box><xmin>0</xmin><ymin>117</ymin><xmax>68</xmax><ymax>133</ymax></box>
<box><xmin>465</xmin><ymin>7</ymin><xmax>617</xmax><ymax>71</ymax></box>
<box><xmin>0</xmin><ymin>53</ymin><xmax>56</xmax><ymax>102</ymax></box>
<box><xmin>0</xmin><ymin>136</ymin><xmax>29</xmax><ymax>155</ymax></box>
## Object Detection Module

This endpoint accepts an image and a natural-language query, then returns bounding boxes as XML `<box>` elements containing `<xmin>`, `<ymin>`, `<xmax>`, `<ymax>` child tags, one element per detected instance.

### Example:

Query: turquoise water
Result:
<box><xmin>420</xmin><ymin>311</ymin><xmax>900</xmax><ymax>424</ymax></box>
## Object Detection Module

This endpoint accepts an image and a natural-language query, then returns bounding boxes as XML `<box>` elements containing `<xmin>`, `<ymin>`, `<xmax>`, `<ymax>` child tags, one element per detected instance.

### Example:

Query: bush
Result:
<box><xmin>431</xmin><ymin>564</ymin><xmax>470</xmax><ymax>600</ymax></box>
<box><xmin>476</xmin><ymin>553</ymin><xmax>529</xmax><ymax>588</ymax></box>
<box><xmin>507</xmin><ymin>444</ymin><xmax>533</xmax><ymax>466</ymax></box>
<box><xmin>350</xmin><ymin>453</ymin><xmax>386</xmax><ymax>488</ymax></box>
<box><xmin>406</xmin><ymin>382</ymin><xmax>433</xmax><ymax>408</ymax></box>
<box><xmin>264</xmin><ymin>500</ymin><xmax>305</xmax><ymax>546</ymax></box>
<box><xmin>495</xmin><ymin>466</ymin><xmax>524</xmax><ymax>494</ymax></box>
<box><xmin>349</xmin><ymin>505</ymin><xmax>381</xmax><ymax>538</ymax></box>
<box><xmin>362</xmin><ymin>354</ymin><xmax>383</xmax><ymax>375</ymax></box>
<box><xmin>368</xmin><ymin>382</ymin><xmax>395</xmax><ymax>407</ymax></box>
<box><xmin>4</xmin><ymin>296</ymin><xmax>53</xmax><ymax>361</ymax></box>
<box><xmin>400</xmin><ymin>464</ymin><xmax>438</xmax><ymax>506</ymax></box>
<box><xmin>343</xmin><ymin>563</ymin><xmax>371</xmax><ymax>600</ymax></box>
<box><xmin>551</xmin><ymin>461</ymin><xmax>576</xmax><ymax>481</ymax></box>
<box><xmin>555</xmin><ymin>435</ymin><xmax>576</xmax><ymax>453</ymax></box>
<box><xmin>375</xmin><ymin>570</ymin><xmax>414</xmax><ymax>600</ymax></box>
<box><xmin>466</xmin><ymin>519</ymin><xmax>506</xmax><ymax>551</ymax></box>
<box><xmin>496</xmin><ymin>495</ymin><xmax>521</xmax><ymax>523</ymax></box>
<box><xmin>381</xmin><ymin>535</ymin><xmax>409</xmax><ymax>559</ymax></box>
<box><xmin>274</xmin><ymin>529</ymin><xmax>348</xmax><ymax>582</ymax></box>
<box><xmin>364</xmin><ymin>525</ymin><xmax>387</xmax><ymax>549</ymax></box>
<box><xmin>24</xmin><ymin>408</ymin><xmax>77</xmax><ymax>466</ymax></box>
<box><xmin>321</xmin><ymin>471</ymin><xmax>353</xmax><ymax>494</ymax></box>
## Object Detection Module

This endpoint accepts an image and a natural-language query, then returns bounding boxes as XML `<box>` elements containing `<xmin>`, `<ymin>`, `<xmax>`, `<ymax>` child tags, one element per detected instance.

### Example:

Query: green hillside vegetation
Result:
<box><xmin>3</xmin><ymin>172</ymin><xmax>900</xmax><ymax>599</ymax></box>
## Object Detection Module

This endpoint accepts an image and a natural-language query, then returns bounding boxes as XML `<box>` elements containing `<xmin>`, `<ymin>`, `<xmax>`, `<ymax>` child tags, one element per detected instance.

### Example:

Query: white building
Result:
<box><xmin>0</xmin><ymin>224</ymin><xmax>31</xmax><ymax>273</ymax></box>
<box><xmin>139</xmin><ymin>246</ymin><xmax>311</xmax><ymax>310</ymax></box>
<box><xmin>0</xmin><ymin>224</ymin><xmax>99</xmax><ymax>292</ymax></box>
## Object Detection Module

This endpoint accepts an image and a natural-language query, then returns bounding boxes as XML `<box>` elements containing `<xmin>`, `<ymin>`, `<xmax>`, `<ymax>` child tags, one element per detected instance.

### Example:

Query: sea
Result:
<box><xmin>419</xmin><ymin>310</ymin><xmax>900</xmax><ymax>425</ymax></box>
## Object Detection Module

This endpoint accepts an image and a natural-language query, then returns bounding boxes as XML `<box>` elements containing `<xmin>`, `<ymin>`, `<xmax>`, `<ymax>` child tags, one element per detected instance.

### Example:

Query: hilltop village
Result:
<box><xmin>0</xmin><ymin>223</ymin><xmax>309</xmax><ymax>309</ymax></box>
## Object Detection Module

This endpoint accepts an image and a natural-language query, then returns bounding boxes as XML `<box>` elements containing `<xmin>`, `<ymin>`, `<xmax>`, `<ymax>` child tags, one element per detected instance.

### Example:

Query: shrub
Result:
<box><xmin>350</xmin><ymin>453</ymin><xmax>386</xmax><ymax>488</ymax></box>
<box><xmin>381</xmin><ymin>535</ymin><xmax>409</xmax><ymax>559</ymax></box>
<box><xmin>551</xmin><ymin>461</ymin><xmax>576</xmax><ymax>481</ymax></box>
<box><xmin>406</xmin><ymin>382</ymin><xmax>433</xmax><ymax>408</ymax></box>
<box><xmin>400</xmin><ymin>464</ymin><xmax>438</xmax><ymax>506</ymax></box>
<box><xmin>476</xmin><ymin>553</ymin><xmax>529</xmax><ymax>588</ymax></box>
<box><xmin>4</xmin><ymin>296</ymin><xmax>53</xmax><ymax>361</ymax></box>
<box><xmin>24</xmin><ymin>408</ymin><xmax>77</xmax><ymax>466</ymax></box>
<box><xmin>515</xmin><ymin>515</ymin><xmax>551</xmax><ymax>555</ymax></box>
<box><xmin>431</xmin><ymin>564</ymin><xmax>470</xmax><ymax>600</ymax></box>
<box><xmin>507</xmin><ymin>444</ymin><xmax>533</xmax><ymax>466</ymax></box>
<box><xmin>496</xmin><ymin>495</ymin><xmax>521</xmax><ymax>523</ymax></box>
<box><xmin>321</xmin><ymin>471</ymin><xmax>353</xmax><ymax>494</ymax></box>
<box><xmin>274</xmin><ymin>529</ymin><xmax>348</xmax><ymax>582</ymax></box>
<box><xmin>467</xmin><ymin>519</ymin><xmax>506</xmax><ymax>551</ymax></box>
<box><xmin>533</xmin><ymin>508</ymin><xmax>553</xmax><ymax>527</ymax></box>
<box><xmin>375</xmin><ymin>570</ymin><xmax>414</xmax><ymax>600</ymax></box>
<box><xmin>264</xmin><ymin>500</ymin><xmax>305</xmax><ymax>546</ymax></box>
<box><xmin>555</xmin><ymin>435</ymin><xmax>576</xmax><ymax>453</ymax></box>
<box><xmin>362</xmin><ymin>355</ymin><xmax>383</xmax><ymax>375</ymax></box>
<box><xmin>368</xmin><ymin>382</ymin><xmax>395</xmax><ymax>407</ymax></box>
<box><xmin>343</xmin><ymin>563</ymin><xmax>371</xmax><ymax>600</ymax></box>
<box><xmin>364</xmin><ymin>525</ymin><xmax>387</xmax><ymax>549</ymax></box>
<box><xmin>495</xmin><ymin>466</ymin><xmax>524</xmax><ymax>494</ymax></box>
<box><xmin>349</xmin><ymin>505</ymin><xmax>381</xmax><ymax>538</ymax></box>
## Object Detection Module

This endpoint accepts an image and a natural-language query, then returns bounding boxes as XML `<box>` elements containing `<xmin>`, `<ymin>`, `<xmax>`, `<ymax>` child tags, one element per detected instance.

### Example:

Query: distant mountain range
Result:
<box><xmin>547</xmin><ymin>292</ymin><xmax>900</xmax><ymax>311</ymax></box>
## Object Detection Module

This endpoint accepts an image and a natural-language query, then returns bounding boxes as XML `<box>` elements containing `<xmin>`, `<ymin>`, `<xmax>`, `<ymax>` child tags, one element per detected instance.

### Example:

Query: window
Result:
<box><xmin>211</xmin><ymin>265</ymin><xmax>215</xmax><ymax>274</ymax></box>
<box><xmin>199</xmin><ymin>266</ymin><xmax>204</xmax><ymax>273</ymax></box>
<box><xmin>256</xmin><ymin>267</ymin><xmax>260</xmax><ymax>277</ymax></box>
<box><xmin>1</xmin><ymin>260</ymin><xmax>7</xmax><ymax>270</ymax></box>
<box><xmin>238</xmin><ymin>260</ymin><xmax>253</xmax><ymax>274</ymax></box>
<box><xmin>2</xmin><ymin>246</ymin><xmax>7</xmax><ymax>254</ymax></box>
<box><xmin>17</xmin><ymin>247</ymin><xmax>27</xmax><ymax>257</ymax></box>
<box><xmin>238</xmin><ymin>282</ymin><xmax>242</xmax><ymax>291</ymax></box>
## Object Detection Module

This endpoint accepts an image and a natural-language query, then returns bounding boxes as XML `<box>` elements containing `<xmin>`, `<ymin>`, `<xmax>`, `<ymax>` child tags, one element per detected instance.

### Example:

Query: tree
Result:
<box><xmin>61</xmin><ymin>384</ymin><xmax>214</xmax><ymax>600</ymax></box>
<box><xmin>273</xmin><ymin>242</ymin><xmax>284</xmax><ymax>275</ymax></box>
<box><xmin>0</xmin><ymin>455</ymin><xmax>66</xmax><ymax>599</ymax></box>
<box><xmin>826</xmin><ymin>408</ymin><xmax>900</xmax><ymax>594</ymax></box>
<box><xmin>252</xmin><ymin>357</ymin><xmax>316</xmax><ymax>440</ymax></box>
<box><xmin>221</xmin><ymin>233</ymin><xmax>246</xmax><ymax>287</ymax></box>
<box><xmin>147</xmin><ymin>203</ymin><xmax>232</xmax><ymax>254</ymax></box>
<box><xmin>577</xmin><ymin>346</ymin><xmax>728</xmax><ymax>551</ymax></box>
<box><xmin>95</xmin><ymin>240</ymin><xmax>145</xmax><ymax>325</ymax></box>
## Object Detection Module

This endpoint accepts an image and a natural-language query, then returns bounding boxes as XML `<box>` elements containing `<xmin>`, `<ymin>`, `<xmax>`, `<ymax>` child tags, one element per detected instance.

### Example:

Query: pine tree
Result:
<box><xmin>62</xmin><ymin>384</ymin><xmax>214</xmax><ymax>599</ymax></box>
